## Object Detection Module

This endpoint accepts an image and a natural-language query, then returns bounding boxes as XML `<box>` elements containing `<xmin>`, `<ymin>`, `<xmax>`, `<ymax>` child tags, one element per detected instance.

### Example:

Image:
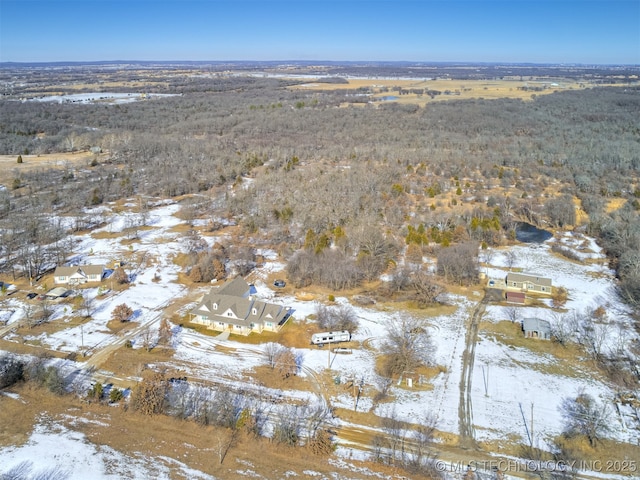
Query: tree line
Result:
<box><xmin>0</xmin><ymin>73</ymin><xmax>639</xmax><ymax>309</ymax></box>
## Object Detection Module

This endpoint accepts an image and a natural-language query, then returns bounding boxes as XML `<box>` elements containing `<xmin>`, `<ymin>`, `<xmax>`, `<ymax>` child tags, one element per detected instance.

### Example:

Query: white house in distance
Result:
<box><xmin>53</xmin><ymin>265</ymin><xmax>105</xmax><ymax>286</ymax></box>
<box><xmin>190</xmin><ymin>277</ymin><xmax>290</xmax><ymax>336</ymax></box>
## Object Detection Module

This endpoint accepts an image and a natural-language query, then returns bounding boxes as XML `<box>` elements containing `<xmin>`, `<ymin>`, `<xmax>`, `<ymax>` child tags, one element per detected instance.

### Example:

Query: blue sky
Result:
<box><xmin>1</xmin><ymin>0</ymin><xmax>638</xmax><ymax>64</ymax></box>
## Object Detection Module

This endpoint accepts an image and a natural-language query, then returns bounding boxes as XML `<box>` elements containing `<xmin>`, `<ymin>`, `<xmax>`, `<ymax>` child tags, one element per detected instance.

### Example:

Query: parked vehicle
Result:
<box><xmin>311</xmin><ymin>330</ymin><xmax>351</xmax><ymax>346</ymax></box>
<box><xmin>332</xmin><ymin>347</ymin><xmax>353</xmax><ymax>354</ymax></box>
<box><xmin>273</xmin><ymin>279</ymin><xmax>286</xmax><ymax>288</ymax></box>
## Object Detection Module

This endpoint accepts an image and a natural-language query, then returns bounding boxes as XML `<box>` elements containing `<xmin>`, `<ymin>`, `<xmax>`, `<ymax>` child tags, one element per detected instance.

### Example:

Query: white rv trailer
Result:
<box><xmin>311</xmin><ymin>330</ymin><xmax>351</xmax><ymax>346</ymax></box>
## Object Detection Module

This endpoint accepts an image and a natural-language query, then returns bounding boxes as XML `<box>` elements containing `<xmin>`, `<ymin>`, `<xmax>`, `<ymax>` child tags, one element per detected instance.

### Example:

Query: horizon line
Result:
<box><xmin>1</xmin><ymin>59</ymin><xmax>639</xmax><ymax>68</ymax></box>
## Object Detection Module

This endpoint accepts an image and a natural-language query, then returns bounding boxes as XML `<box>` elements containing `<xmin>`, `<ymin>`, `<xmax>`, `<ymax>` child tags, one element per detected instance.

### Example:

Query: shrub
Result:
<box><xmin>87</xmin><ymin>382</ymin><xmax>104</xmax><ymax>401</ymax></box>
<box><xmin>0</xmin><ymin>354</ymin><xmax>25</xmax><ymax>389</ymax></box>
<box><xmin>109</xmin><ymin>387</ymin><xmax>124</xmax><ymax>403</ymax></box>
<box><xmin>112</xmin><ymin>303</ymin><xmax>133</xmax><ymax>322</ymax></box>
<box><xmin>316</xmin><ymin>304</ymin><xmax>359</xmax><ymax>333</ymax></box>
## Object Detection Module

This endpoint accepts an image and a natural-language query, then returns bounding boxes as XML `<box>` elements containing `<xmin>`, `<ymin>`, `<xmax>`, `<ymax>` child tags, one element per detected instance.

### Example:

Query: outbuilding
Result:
<box><xmin>506</xmin><ymin>291</ymin><xmax>526</xmax><ymax>304</ymax></box>
<box><xmin>522</xmin><ymin>317</ymin><xmax>551</xmax><ymax>340</ymax></box>
<box><xmin>45</xmin><ymin>287</ymin><xmax>71</xmax><ymax>299</ymax></box>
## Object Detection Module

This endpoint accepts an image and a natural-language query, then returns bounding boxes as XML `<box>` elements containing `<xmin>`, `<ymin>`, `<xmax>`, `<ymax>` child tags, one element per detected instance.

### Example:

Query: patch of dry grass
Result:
<box><xmin>479</xmin><ymin>320</ymin><xmax>597</xmax><ymax>378</ymax></box>
<box><xmin>290</xmin><ymin>78</ymin><xmax>600</xmax><ymax>106</ymax></box>
<box><xmin>554</xmin><ymin>435</ymin><xmax>640</xmax><ymax>477</ymax></box>
<box><xmin>250</xmin><ymin>364</ymin><xmax>310</xmax><ymax>392</ymax></box>
<box><xmin>606</xmin><ymin>197</ymin><xmax>628</xmax><ymax>213</ymax></box>
<box><xmin>0</xmin><ymin>384</ymin><xmax>390</xmax><ymax>479</ymax></box>
<box><xmin>99</xmin><ymin>345</ymin><xmax>176</xmax><ymax>379</ymax></box>
<box><xmin>0</xmin><ymin>151</ymin><xmax>101</xmax><ymax>186</ymax></box>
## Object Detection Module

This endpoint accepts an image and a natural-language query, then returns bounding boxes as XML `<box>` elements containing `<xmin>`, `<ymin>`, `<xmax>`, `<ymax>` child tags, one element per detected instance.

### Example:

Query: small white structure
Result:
<box><xmin>311</xmin><ymin>330</ymin><xmax>351</xmax><ymax>346</ymax></box>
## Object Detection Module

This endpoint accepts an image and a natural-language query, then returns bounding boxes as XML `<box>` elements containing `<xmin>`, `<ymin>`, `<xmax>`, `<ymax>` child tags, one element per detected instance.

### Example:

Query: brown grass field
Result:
<box><xmin>291</xmin><ymin>77</ymin><xmax>609</xmax><ymax>106</ymax></box>
<box><xmin>0</xmin><ymin>384</ymin><xmax>394</xmax><ymax>480</ymax></box>
<box><xmin>0</xmin><ymin>151</ymin><xmax>102</xmax><ymax>186</ymax></box>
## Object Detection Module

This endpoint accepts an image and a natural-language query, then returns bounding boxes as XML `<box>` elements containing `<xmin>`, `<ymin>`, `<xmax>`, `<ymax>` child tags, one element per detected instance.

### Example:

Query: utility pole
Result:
<box><xmin>353</xmin><ymin>378</ymin><xmax>357</xmax><ymax>411</ymax></box>
<box><xmin>482</xmin><ymin>365</ymin><xmax>489</xmax><ymax>396</ymax></box>
<box><xmin>80</xmin><ymin>323</ymin><xmax>84</xmax><ymax>356</ymax></box>
<box><xmin>531</xmin><ymin>402</ymin><xmax>534</xmax><ymax>447</ymax></box>
<box><xmin>519</xmin><ymin>402</ymin><xmax>532</xmax><ymax>447</ymax></box>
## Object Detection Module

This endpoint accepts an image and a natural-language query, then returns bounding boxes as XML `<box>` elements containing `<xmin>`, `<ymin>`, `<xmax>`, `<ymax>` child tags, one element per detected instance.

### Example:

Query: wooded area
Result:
<box><xmin>1</xmin><ymin>65</ymin><xmax>639</xmax><ymax>309</ymax></box>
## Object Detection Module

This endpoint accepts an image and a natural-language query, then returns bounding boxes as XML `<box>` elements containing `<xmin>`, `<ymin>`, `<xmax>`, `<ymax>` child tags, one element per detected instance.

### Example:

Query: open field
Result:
<box><xmin>292</xmin><ymin>77</ymin><xmax>612</xmax><ymax>104</ymax></box>
<box><xmin>0</xmin><ymin>151</ymin><xmax>102</xmax><ymax>186</ymax></box>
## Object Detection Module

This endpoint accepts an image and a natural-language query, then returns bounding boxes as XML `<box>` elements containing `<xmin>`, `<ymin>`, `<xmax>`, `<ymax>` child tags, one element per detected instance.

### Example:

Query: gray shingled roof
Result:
<box><xmin>506</xmin><ymin>272</ymin><xmax>552</xmax><ymax>287</ymax></box>
<box><xmin>193</xmin><ymin>277</ymin><xmax>287</xmax><ymax>328</ymax></box>
<box><xmin>216</xmin><ymin>276</ymin><xmax>251</xmax><ymax>297</ymax></box>
<box><xmin>522</xmin><ymin>317</ymin><xmax>551</xmax><ymax>334</ymax></box>
<box><xmin>54</xmin><ymin>265</ymin><xmax>105</xmax><ymax>277</ymax></box>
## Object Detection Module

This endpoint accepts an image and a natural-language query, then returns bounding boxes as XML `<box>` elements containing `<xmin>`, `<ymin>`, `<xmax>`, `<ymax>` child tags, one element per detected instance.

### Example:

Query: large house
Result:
<box><xmin>53</xmin><ymin>264</ymin><xmax>105</xmax><ymax>285</ymax></box>
<box><xmin>505</xmin><ymin>272</ymin><xmax>552</xmax><ymax>294</ymax></box>
<box><xmin>190</xmin><ymin>277</ymin><xmax>290</xmax><ymax>335</ymax></box>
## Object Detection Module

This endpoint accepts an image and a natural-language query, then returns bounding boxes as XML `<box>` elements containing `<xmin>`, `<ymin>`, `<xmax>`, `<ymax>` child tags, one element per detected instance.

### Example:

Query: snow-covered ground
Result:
<box><xmin>1</xmin><ymin>200</ymin><xmax>639</xmax><ymax>478</ymax></box>
<box><xmin>0</xmin><ymin>417</ymin><xmax>214</xmax><ymax>480</ymax></box>
<box><xmin>26</xmin><ymin>92</ymin><xmax>179</xmax><ymax>104</ymax></box>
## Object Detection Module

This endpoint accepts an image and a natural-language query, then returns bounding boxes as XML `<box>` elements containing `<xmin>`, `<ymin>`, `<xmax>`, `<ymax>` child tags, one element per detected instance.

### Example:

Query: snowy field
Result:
<box><xmin>1</xmin><ymin>200</ymin><xmax>639</xmax><ymax>478</ymax></box>
<box><xmin>26</xmin><ymin>92</ymin><xmax>179</xmax><ymax>104</ymax></box>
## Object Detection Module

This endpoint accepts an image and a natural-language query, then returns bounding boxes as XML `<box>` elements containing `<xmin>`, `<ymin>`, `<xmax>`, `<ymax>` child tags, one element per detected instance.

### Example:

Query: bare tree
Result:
<box><xmin>40</xmin><ymin>299</ymin><xmax>54</xmax><ymax>325</ymax></box>
<box><xmin>123</xmin><ymin>214</ymin><xmax>141</xmax><ymax>240</ymax></box>
<box><xmin>214</xmin><ymin>428</ymin><xmax>239</xmax><ymax>465</ymax></box>
<box><xmin>380</xmin><ymin>315</ymin><xmax>435</xmax><ymax>378</ymax></box>
<box><xmin>139</xmin><ymin>326</ymin><xmax>156</xmax><ymax>352</ymax></box>
<box><xmin>315</xmin><ymin>303</ymin><xmax>359</xmax><ymax>332</ymax></box>
<box><xmin>372</xmin><ymin>374</ymin><xmax>393</xmax><ymax>405</ymax></box>
<box><xmin>21</xmin><ymin>302</ymin><xmax>36</xmax><ymax>328</ymax></box>
<box><xmin>274</xmin><ymin>346</ymin><xmax>298</xmax><ymax>379</ymax></box>
<box><xmin>504</xmin><ymin>306</ymin><xmax>519</xmax><ymax>323</ymax></box>
<box><xmin>272</xmin><ymin>405</ymin><xmax>303</xmax><ymax>446</ymax></box>
<box><xmin>263</xmin><ymin>342</ymin><xmax>284</xmax><ymax>369</ymax></box>
<box><xmin>505</xmin><ymin>250</ymin><xmax>518</xmax><ymax>271</ymax></box>
<box><xmin>402</xmin><ymin>415</ymin><xmax>440</xmax><ymax>476</ymax></box>
<box><xmin>412</xmin><ymin>270</ymin><xmax>445</xmax><ymax>307</ymax></box>
<box><xmin>112</xmin><ymin>267</ymin><xmax>129</xmax><ymax>285</ymax></box>
<box><xmin>380</xmin><ymin>406</ymin><xmax>408</xmax><ymax>464</ymax></box>
<box><xmin>436</xmin><ymin>242</ymin><xmax>479</xmax><ymax>285</ymax></box>
<box><xmin>183</xmin><ymin>229</ymin><xmax>208</xmax><ymax>255</ymax></box>
<box><xmin>546</xmin><ymin>195</ymin><xmax>577</xmax><ymax>228</ymax></box>
<box><xmin>0</xmin><ymin>353</ymin><xmax>25</xmax><ymax>389</ymax></box>
<box><xmin>0</xmin><ymin>460</ymin><xmax>71</xmax><ymax>480</ymax></box>
<box><xmin>157</xmin><ymin>318</ymin><xmax>172</xmax><ymax>347</ymax></box>
<box><xmin>73</xmin><ymin>292</ymin><xmax>93</xmax><ymax>318</ymax></box>
<box><xmin>387</xmin><ymin>265</ymin><xmax>413</xmax><ymax>293</ymax></box>
<box><xmin>548</xmin><ymin>312</ymin><xmax>575</xmax><ymax>346</ymax></box>
<box><xmin>560</xmin><ymin>392</ymin><xmax>611</xmax><ymax>447</ymax></box>
<box><xmin>111</xmin><ymin>303</ymin><xmax>133</xmax><ymax>322</ymax></box>
<box><xmin>131</xmin><ymin>370</ymin><xmax>169</xmax><ymax>415</ymax></box>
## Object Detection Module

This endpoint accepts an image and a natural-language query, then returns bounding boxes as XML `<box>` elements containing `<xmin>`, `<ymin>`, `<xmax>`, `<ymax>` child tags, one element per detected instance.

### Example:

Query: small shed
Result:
<box><xmin>45</xmin><ymin>287</ymin><xmax>71</xmax><ymax>299</ymax></box>
<box><xmin>522</xmin><ymin>317</ymin><xmax>551</xmax><ymax>340</ymax></box>
<box><xmin>506</xmin><ymin>291</ymin><xmax>525</xmax><ymax>304</ymax></box>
